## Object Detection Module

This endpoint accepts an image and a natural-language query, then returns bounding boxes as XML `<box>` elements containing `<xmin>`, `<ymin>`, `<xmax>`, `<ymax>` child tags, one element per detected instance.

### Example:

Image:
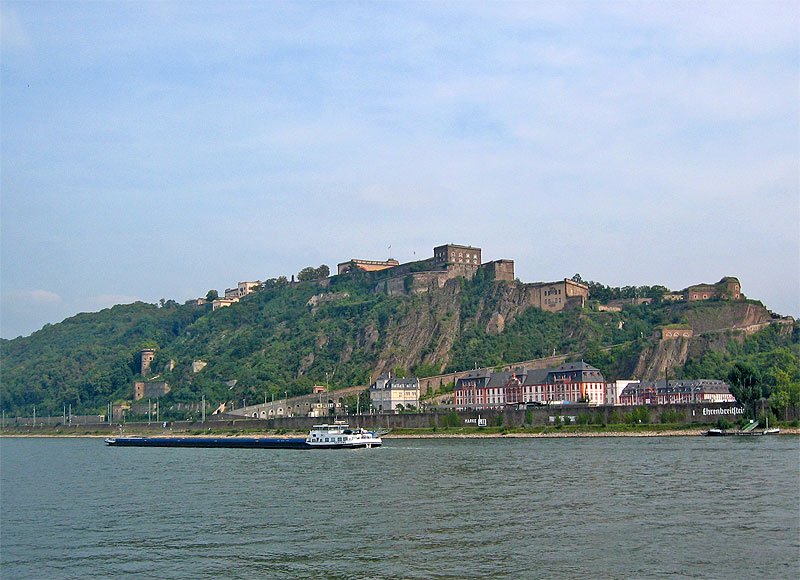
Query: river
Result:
<box><xmin>1</xmin><ymin>436</ymin><xmax>798</xmax><ymax>579</ymax></box>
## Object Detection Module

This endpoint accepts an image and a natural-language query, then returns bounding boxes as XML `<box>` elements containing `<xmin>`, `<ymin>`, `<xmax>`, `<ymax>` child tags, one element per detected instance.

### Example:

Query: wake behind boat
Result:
<box><xmin>105</xmin><ymin>422</ymin><xmax>382</xmax><ymax>449</ymax></box>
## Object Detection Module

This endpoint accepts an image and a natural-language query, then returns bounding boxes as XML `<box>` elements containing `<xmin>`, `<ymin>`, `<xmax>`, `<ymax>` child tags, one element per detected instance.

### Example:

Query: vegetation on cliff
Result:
<box><xmin>1</xmin><ymin>271</ymin><xmax>797</xmax><ymax>418</ymax></box>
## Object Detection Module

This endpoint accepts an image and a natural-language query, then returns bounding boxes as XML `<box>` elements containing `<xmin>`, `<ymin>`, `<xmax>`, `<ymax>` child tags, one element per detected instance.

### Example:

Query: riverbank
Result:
<box><xmin>2</xmin><ymin>427</ymin><xmax>799</xmax><ymax>438</ymax></box>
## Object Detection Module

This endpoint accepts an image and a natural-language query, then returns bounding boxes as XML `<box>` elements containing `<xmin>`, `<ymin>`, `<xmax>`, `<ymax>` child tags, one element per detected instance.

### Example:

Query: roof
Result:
<box><xmin>621</xmin><ymin>379</ymin><xmax>731</xmax><ymax>396</ymax></box>
<box><xmin>521</xmin><ymin>369</ymin><xmax>550</xmax><ymax>385</ymax></box>
<box><xmin>371</xmin><ymin>376</ymin><xmax>420</xmax><ymax>390</ymax></box>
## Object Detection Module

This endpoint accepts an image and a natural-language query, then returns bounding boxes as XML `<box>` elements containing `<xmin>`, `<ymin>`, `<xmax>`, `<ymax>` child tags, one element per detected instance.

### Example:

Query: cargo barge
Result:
<box><xmin>105</xmin><ymin>422</ymin><xmax>382</xmax><ymax>449</ymax></box>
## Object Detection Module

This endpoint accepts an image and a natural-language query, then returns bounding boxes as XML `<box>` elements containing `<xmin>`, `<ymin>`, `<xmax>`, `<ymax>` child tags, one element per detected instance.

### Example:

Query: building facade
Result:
<box><xmin>618</xmin><ymin>380</ymin><xmax>735</xmax><ymax>406</ymax></box>
<box><xmin>653</xmin><ymin>326</ymin><xmax>694</xmax><ymax>340</ymax></box>
<box><xmin>433</xmin><ymin>244</ymin><xmax>482</xmax><ymax>267</ymax></box>
<box><xmin>454</xmin><ymin>362</ymin><xmax>607</xmax><ymax>409</ymax></box>
<box><xmin>528</xmin><ymin>279</ymin><xmax>589</xmax><ymax>312</ymax></box>
<box><xmin>140</xmin><ymin>348</ymin><xmax>156</xmax><ymax>377</ymax></box>
<box><xmin>133</xmin><ymin>381</ymin><xmax>170</xmax><ymax>401</ymax></box>
<box><xmin>337</xmin><ymin>258</ymin><xmax>400</xmax><ymax>275</ymax></box>
<box><xmin>370</xmin><ymin>374</ymin><xmax>421</xmax><ymax>412</ymax></box>
<box><xmin>212</xmin><ymin>297</ymin><xmax>239</xmax><ymax>310</ymax></box>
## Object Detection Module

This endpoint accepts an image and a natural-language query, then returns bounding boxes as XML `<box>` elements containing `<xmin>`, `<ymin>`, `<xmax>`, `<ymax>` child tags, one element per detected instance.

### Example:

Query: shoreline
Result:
<box><xmin>2</xmin><ymin>428</ymin><xmax>798</xmax><ymax>439</ymax></box>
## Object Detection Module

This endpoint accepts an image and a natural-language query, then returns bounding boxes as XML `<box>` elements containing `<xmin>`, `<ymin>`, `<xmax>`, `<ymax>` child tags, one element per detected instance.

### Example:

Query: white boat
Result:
<box><xmin>305</xmin><ymin>421</ymin><xmax>382</xmax><ymax>448</ymax></box>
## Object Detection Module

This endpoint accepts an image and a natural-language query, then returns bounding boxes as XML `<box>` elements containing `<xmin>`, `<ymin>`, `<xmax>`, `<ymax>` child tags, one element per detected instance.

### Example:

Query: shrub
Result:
<box><xmin>660</xmin><ymin>409</ymin><xmax>684</xmax><ymax>424</ymax></box>
<box><xmin>625</xmin><ymin>406</ymin><xmax>650</xmax><ymax>424</ymax></box>
<box><xmin>444</xmin><ymin>411</ymin><xmax>461</xmax><ymax>428</ymax></box>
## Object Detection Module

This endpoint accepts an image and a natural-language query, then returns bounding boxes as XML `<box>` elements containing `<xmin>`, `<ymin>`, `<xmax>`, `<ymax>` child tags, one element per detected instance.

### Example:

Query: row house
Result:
<box><xmin>454</xmin><ymin>362</ymin><xmax>608</xmax><ymax>409</ymax></box>
<box><xmin>618</xmin><ymin>380</ymin><xmax>735</xmax><ymax>406</ymax></box>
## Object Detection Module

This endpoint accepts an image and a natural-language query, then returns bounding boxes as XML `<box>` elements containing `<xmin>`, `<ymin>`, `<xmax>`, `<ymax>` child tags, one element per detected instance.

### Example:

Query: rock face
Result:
<box><xmin>486</xmin><ymin>313</ymin><xmax>505</xmax><ymax>335</ymax></box>
<box><xmin>633</xmin><ymin>338</ymin><xmax>692</xmax><ymax>381</ymax></box>
<box><xmin>373</xmin><ymin>279</ymin><xmax>462</xmax><ymax>380</ymax></box>
<box><xmin>632</xmin><ymin>301</ymin><xmax>780</xmax><ymax>381</ymax></box>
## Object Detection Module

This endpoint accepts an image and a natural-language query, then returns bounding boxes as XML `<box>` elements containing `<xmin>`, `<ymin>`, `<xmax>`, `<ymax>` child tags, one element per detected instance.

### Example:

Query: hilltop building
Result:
<box><xmin>369</xmin><ymin>374</ymin><xmax>421</xmax><ymax>413</ymax></box>
<box><xmin>337</xmin><ymin>258</ymin><xmax>400</xmax><ymax>275</ymax></box>
<box><xmin>212</xmin><ymin>297</ymin><xmax>239</xmax><ymax>310</ymax></box>
<box><xmin>653</xmin><ymin>325</ymin><xmax>694</xmax><ymax>340</ymax></box>
<box><xmin>139</xmin><ymin>348</ymin><xmax>156</xmax><ymax>377</ymax></box>
<box><xmin>528</xmin><ymin>279</ymin><xmax>589</xmax><ymax>312</ymax></box>
<box><xmin>225</xmin><ymin>281</ymin><xmax>261</xmax><ymax>300</ymax></box>
<box><xmin>133</xmin><ymin>380</ymin><xmax>170</xmax><ymax>401</ymax></box>
<box><xmin>662</xmin><ymin>277</ymin><xmax>743</xmax><ymax>303</ymax></box>
<box><xmin>687</xmin><ymin>277</ymin><xmax>742</xmax><ymax>301</ymax></box>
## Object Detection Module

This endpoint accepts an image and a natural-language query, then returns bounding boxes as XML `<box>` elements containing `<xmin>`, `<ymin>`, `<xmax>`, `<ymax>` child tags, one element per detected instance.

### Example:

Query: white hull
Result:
<box><xmin>305</xmin><ymin>422</ymin><xmax>382</xmax><ymax>449</ymax></box>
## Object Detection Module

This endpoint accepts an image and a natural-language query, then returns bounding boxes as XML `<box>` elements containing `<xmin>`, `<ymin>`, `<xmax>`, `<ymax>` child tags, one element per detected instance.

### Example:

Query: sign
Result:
<box><xmin>703</xmin><ymin>407</ymin><xmax>744</xmax><ymax>416</ymax></box>
<box><xmin>465</xmin><ymin>417</ymin><xmax>488</xmax><ymax>426</ymax></box>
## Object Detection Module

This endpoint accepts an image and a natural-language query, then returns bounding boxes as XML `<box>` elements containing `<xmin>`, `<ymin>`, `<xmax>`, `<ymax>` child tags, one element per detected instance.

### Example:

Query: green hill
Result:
<box><xmin>1</xmin><ymin>271</ymin><xmax>797</xmax><ymax>418</ymax></box>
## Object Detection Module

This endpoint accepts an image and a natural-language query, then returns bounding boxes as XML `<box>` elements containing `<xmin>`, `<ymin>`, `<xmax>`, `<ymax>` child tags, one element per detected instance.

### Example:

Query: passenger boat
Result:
<box><xmin>104</xmin><ymin>422</ymin><xmax>382</xmax><ymax>449</ymax></box>
<box><xmin>306</xmin><ymin>422</ymin><xmax>382</xmax><ymax>448</ymax></box>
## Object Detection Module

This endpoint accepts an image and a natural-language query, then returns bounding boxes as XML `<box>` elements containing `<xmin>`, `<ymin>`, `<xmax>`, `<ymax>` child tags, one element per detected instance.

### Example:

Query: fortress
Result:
<box><xmin>338</xmin><ymin>243</ymin><xmax>588</xmax><ymax>312</ymax></box>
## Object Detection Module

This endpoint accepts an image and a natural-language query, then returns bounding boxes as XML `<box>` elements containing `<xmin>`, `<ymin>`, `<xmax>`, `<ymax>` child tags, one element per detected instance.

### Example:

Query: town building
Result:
<box><xmin>618</xmin><ymin>380</ymin><xmax>735</xmax><ymax>406</ymax></box>
<box><xmin>454</xmin><ymin>362</ymin><xmax>607</xmax><ymax>409</ymax></box>
<box><xmin>607</xmin><ymin>380</ymin><xmax>639</xmax><ymax>405</ymax></box>
<box><xmin>370</xmin><ymin>374</ymin><xmax>421</xmax><ymax>412</ymax></box>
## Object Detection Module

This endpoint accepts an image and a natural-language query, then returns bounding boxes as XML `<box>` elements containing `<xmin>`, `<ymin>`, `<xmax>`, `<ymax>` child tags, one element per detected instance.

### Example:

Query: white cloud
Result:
<box><xmin>6</xmin><ymin>289</ymin><xmax>62</xmax><ymax>304</ymax></box>
<box><xmin>0</xmin><ymin>5</ymin><xmax>31</xmax><ymax>51</ymax></box>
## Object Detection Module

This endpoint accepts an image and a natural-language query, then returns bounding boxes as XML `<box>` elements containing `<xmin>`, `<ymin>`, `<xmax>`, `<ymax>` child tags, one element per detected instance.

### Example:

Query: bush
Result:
<box><xmin>715</xmin><ymin>417</ymin><xmax>733</xmax><ymax>430</ymax></box>
<box><xmin>444</xmin><ymin>411</ymin><xmax>461</xmax><ymax>428</ymax></box>
<box><xmin>660</xmin><ymin>409</ymin><xmax>684</xmax><ymax>424</ymax></box>
<box><xmin>625</xmin><ymin>406</ymin><xmax>650</xmax><ymax>424</ymax></box>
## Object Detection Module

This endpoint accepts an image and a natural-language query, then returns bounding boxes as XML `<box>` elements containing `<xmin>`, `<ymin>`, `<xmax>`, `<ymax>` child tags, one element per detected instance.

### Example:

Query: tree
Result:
<box><xmin>206</xmin><ymin>289</ymin><xmax>219</xmax><ymax>301</ymax></box>
<box><xmin>728</xmin><ymin>362</ymin><xmax>767</xmax><ymax>419</ymax></box>
<box><xmin>770</xmin><ymin>368</ymin><xmax>800</xmax><ymax>421</ymax></box>
<box><xmin>298</xmin><ymin>265</ymin><xmax>331</xmax><ymax>282</ymax></box>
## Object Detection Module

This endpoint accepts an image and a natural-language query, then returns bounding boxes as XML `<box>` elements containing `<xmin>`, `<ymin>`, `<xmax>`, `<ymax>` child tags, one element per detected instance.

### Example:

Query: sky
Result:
<box><xmin>1</xmin><ymin>1</ymin><xmax>798</xmax><ymax>339</ymax></box>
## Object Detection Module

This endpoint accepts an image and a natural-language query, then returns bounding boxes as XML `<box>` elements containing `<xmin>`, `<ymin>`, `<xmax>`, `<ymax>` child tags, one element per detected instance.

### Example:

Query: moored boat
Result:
<box><xmin>704</xmin><ymin>419</ymin><xmax>780</xmax><ymax>437</ymax></box>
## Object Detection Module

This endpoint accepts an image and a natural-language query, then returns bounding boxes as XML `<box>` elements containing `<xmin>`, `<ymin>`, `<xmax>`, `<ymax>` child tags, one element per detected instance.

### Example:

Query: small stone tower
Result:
<box><xmin>140</xmin><ymin>348</ymin><xmax>156</xmax><ymax>377</ymax></box>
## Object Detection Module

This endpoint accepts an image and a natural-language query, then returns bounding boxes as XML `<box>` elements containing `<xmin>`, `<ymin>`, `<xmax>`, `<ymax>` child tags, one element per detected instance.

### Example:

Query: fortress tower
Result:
<box><xmin>140</xmin><ymin>348</ymin><xmax>156</xmax><ymax>377</ymax></box>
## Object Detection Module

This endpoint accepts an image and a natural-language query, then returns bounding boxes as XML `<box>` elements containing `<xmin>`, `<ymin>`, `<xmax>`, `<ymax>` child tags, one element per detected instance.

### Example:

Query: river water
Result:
<box><xmin>1</xmin><ymin>436</ymin><xmax>798</xmax><ymax>579</ymax></box>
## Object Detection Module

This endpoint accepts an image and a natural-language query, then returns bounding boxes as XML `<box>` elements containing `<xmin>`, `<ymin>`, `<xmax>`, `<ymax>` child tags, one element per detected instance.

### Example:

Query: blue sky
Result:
<box><xmin>1</xmin><ymin>1</ymin><xmax>798</xmax><ymax>339</ymax></box>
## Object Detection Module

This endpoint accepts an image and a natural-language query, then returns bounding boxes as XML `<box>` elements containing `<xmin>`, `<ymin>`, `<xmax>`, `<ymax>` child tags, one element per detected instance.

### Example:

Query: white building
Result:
<box><xmin>370</xmin><ymin>374</ymin><xmax>420</xmax><ymax>413</ymax></box>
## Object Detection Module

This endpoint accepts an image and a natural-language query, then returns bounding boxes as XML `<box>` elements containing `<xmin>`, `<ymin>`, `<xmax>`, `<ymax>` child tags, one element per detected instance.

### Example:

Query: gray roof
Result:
<box><xmin>521</xmin><ymin>369</ymin><xmax>550</xmax><ymax>385</ymax></box>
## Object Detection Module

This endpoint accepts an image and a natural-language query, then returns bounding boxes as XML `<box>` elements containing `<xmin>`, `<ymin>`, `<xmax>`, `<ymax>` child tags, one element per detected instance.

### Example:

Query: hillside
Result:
<box><xmin>1</xmin><ymin>271</ymin><xmax>797</xmax><ymax>417</ymax></box>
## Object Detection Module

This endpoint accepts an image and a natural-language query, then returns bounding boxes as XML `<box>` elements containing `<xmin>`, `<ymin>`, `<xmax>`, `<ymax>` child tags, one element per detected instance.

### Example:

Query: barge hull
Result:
<box><xmin>105</xmin><ymin>437</ymin><xmax>310</xmax><ymax>449</ymax></box>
